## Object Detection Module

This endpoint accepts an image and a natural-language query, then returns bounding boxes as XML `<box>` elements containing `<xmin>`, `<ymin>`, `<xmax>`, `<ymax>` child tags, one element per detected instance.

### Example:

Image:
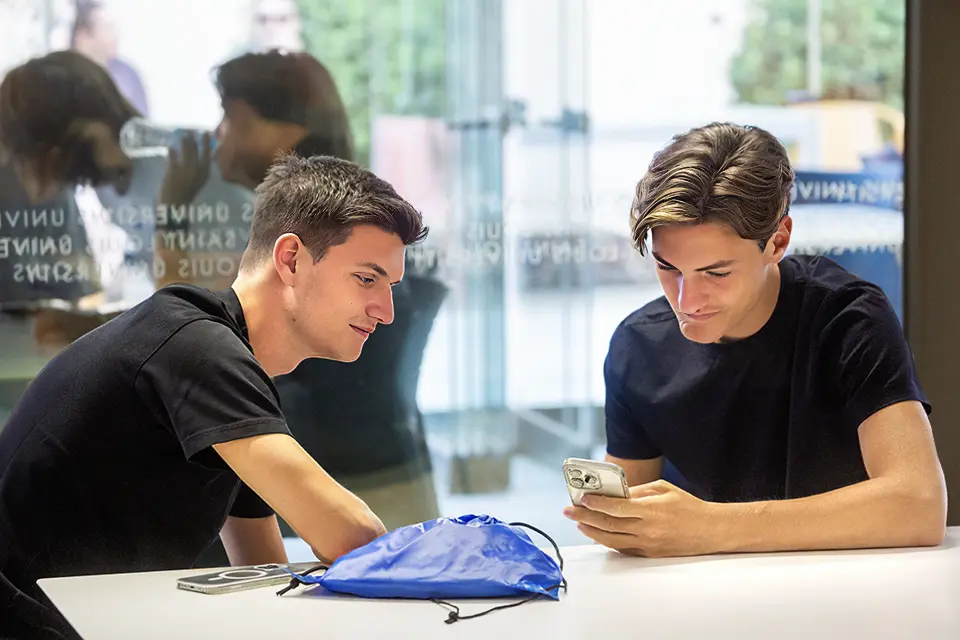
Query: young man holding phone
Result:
<box><xmin>563</xmin><ymin>122</ymin><xmax>947</xmax><ymax>557</ymax></box>
<box><xmin>0</xmin><ymin>154</ymin><xmax>426</xmax><ymax>639</ymax></box>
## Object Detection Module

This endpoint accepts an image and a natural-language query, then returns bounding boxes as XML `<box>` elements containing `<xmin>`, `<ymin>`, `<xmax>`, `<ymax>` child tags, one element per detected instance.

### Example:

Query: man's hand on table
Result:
<box><xmin>563</xmin><ymin>480</ymin><xmax>727</xmax><ymax>558</ymax></box>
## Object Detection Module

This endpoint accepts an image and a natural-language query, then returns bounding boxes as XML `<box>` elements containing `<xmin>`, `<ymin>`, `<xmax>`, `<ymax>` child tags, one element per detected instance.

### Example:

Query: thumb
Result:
<box><xmin>629</xmin><ymin>479</ymin><xmax>674</xmax><ymax>499</ymax></box>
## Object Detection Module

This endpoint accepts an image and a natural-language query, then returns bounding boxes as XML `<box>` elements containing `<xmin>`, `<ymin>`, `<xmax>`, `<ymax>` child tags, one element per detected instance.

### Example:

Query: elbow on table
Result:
<box><xmin>314</xmin><ymin>512</ymin><xmax>387</xmax><ymax>563</ymax></box>
<box><xmin>899</xmin><ymin>483</ymin><xmax>948</xmax><ymax>548</ymax></box>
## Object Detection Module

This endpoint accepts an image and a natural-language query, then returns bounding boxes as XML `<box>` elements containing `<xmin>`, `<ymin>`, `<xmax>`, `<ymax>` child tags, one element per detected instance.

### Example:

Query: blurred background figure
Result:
<box><xmin>69</xmin><ymin>0</ymin><xmax>151</xmax><ymax>116</ymax></box>
<box><xmin>157</xmin><ymin>50</ymin><xmax>444</xmax><ymax>545</ymax></box>
<box><xmin>0</xmin><ymin>50</ymin><xmax>140</xmax><ymax>423</ymax></box>
<box><xmin>0</xmin><ymin>50</ymin><xmax>135</xmax><ymax>205</ymax></box>
<box><xmin>250</xmin><ymin>0</ymin><xmax>304</xmax><ymax>52</ymax></box>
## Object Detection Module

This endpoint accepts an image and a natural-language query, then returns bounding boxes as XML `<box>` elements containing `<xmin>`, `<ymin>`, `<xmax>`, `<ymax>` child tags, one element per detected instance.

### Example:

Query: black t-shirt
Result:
<box><xmin>604</xmin><ymin>255</ymin><xmax>929</xmax><ymax>502</ymax></box>
<box><xmin>0</xmin><ymin>283</ymin><xmax>290</xmax><ymax>639</ymax></box>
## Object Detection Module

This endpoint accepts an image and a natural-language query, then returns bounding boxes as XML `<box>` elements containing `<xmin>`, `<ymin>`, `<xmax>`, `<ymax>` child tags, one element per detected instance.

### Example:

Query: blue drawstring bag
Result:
<box><xmin>277</xmin><ymin>514</ymin><xmax>567</xmax><ymax>623</ymax></box>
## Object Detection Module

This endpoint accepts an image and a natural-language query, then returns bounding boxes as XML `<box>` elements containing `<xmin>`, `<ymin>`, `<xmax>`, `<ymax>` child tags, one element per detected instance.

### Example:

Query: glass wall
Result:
<box><xmin>0</xmin><ymin>0</ymin><xmax>905</xmax><ymax>552</ymax></box>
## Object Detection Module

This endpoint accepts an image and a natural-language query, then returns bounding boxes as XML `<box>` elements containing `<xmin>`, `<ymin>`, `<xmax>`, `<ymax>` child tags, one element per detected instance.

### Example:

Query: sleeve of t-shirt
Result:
<box><xmin>135</xmin><ymin>319</ymin><xmax>293</xmax><ymax>461</ymax></box>
<box><xmin>820</xmin><ymin>281</ymin><xmax>931</xmax><ymax>429</ymax></box>
<box><xmin>603</xmin><ymin>327</ymin><xmax>662</xmax><ymax>460</ymax></box>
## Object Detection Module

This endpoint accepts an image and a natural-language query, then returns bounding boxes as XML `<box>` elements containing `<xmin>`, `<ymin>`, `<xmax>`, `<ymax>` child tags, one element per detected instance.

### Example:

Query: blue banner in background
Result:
<box><xmin>790</xmin><ymin>169</ymin><xmax>904</xmax><ymax>322</ymax></box>
<box><xmin>791</xmin><ymin>170</ymin><xmax>903</xmax><ymax>211</ymax></box>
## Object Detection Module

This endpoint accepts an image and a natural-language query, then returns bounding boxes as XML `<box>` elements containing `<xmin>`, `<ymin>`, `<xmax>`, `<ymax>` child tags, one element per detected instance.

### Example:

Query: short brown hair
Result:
<box><xmin>214</xmin><ymin>50</ymin><xmax>354</xmax><ymax>161</ymax></box>
<box><xmin>240</xmin><ymin>153</ymin><xmax>428</xmax><ymax>270</ymax></box>
<box><xmin>630</xmin><ymin>122</ymin><xmax>794</xmax><ymax>255</ymax></box>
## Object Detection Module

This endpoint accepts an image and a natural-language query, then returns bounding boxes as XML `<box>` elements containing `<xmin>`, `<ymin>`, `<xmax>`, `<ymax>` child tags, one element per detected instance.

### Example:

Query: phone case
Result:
<box><xmin>176</xmin><ymin>562</ymin><xmax>319</xmax><ymax>595</ymax></box>
<box><xmin>562</xmin><ymin>457</ymin><xmax>630</xmax><ymax>506</ymax></box>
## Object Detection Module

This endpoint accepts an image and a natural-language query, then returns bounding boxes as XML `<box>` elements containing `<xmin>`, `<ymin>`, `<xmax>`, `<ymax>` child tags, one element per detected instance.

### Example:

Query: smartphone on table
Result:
<box><xmin>562</xmin><ymin>457</ymin><xmax>630</xmax><ymax>506</ymax></box>
<box><xmin>176</xmin><ymin>562</ymin><xmax>320</xmax><ymax>595</ymax></box>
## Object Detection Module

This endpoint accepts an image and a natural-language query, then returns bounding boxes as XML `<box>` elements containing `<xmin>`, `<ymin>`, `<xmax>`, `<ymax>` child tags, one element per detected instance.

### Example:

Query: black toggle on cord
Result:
<box><xmin>276</xmin><ymin>563</ymin><xmax>327</xmax><ymax>596</ymax></box>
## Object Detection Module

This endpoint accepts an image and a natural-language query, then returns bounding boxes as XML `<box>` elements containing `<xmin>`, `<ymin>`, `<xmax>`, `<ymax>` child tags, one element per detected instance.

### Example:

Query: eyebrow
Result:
<box><xmin>652</xmin><ymin>253</ymin><xmax>737</xmax><ymax>272</ymax></box>
<box><xmin>356</xmin><ymin>261</ymin><xmax>401</xmax><ymax>285</ymax></box>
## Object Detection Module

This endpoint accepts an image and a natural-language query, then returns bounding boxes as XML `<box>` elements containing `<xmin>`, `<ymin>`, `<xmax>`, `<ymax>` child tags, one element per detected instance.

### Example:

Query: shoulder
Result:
<box><xmin>783</xmin><ymin>254</ymin><xmax>880</xmax><ymax>295</ymax></box>
<box><xmin>147</xmin><ymin>318</ymin><xmax>252</xmax><ymax>373</ymax></box>
<box><xmin>606</xmin><ymin>296</ymin><xmax>678</xmax><ymax>376</ymax></box>
<box><xmin>783</xmin><ymin>255</ymin><xmax>903</xmax><ymax>349</ymax></box>
<box><xmin>146</xmin><ymin>283</ymin><xmax>233</xmax><ymax>317</ymax></box>
<box><xmin>135</xmin><ymin>285</ymin><xmax>256</xmax><ymax>377</ymax></box>
<box><xmin>610</xmin><ymin>296</ymin><xmax>675</xmax><ymax>346</ymax></box>
<box><xmin>782</xmin><ymin>254</ymin><xmax>893</xmax><ymax>316</ymax></box>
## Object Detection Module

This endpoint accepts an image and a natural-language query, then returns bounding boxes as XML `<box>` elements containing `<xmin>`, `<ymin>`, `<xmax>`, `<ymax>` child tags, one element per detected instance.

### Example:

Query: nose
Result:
<box><xmin>371</xmin><ymin>287</ymin><xmax>395</xmax><ymax>325</ymax></box>
<box><xmin>677</xmin><ymin>275</ymin><xmax>707</xmax><ymax>314</ymax></box>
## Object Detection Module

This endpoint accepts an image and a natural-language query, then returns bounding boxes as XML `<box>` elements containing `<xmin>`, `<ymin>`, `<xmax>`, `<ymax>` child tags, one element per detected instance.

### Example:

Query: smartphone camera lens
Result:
<box><xmin>570</xmin><ymin>477</ymin><xmax>584</xmax><ymax>489</ymax></box>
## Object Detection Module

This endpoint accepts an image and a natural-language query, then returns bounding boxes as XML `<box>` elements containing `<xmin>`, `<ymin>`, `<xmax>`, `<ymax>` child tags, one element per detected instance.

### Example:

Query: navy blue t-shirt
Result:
<box><xmin>604</xmin><ymin>255</ymin><xmax>929</xmax><ymax>502</ymax></box>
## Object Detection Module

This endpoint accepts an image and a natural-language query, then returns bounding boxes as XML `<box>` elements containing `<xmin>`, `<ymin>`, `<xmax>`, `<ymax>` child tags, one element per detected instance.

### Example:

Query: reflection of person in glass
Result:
<box><xmin>0</xmin><ymin>155</ymin><xmax>422</xmax><ymax>640</ymax></box>
<box><xmin>0</xmin><ymin>51</ymin><xmax>137</xmax><ymax>347</ymax></box>
<box><xmin>564</xmin><ymin>122</ymin><xmax>946</xmax><ymax>556</ymax></box>
<box><xmin>70</xmin><ymin>0</ymin><xmax>150</xmax><ymax>117</ymax></box>
<box><xmin>0</xmin><ymin>50</ymin><xmax>134</xmax><ymax>204</ymax></box>
<box><xmin>251</xmin><ymin>0</ymin><xmax>305</xmax><ymax>52</ymax></box>
<box><xmin>159</xmin><ymin>51</ymin><xmax>444</xmax><ymax>532</ymax></box>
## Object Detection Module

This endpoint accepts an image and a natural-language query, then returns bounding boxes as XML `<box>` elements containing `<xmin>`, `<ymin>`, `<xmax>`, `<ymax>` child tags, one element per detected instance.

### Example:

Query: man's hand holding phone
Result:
<box><xmin>563</xmin><ymin>466</ymin><xmax>724</xmax><ymax>558</ymax></box>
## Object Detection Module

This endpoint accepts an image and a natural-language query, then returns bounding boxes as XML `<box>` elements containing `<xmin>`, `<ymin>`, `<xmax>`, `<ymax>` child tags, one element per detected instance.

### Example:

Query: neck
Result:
<box><xmin>250</xmin><ymin>125</ymin><xmax>309</xmax><ymax>184</ymax></box>
<box><xmin>231</xmin><ymin>269</ymin><xmax>302</xmax><ymax>377</ymax></box>
<box><xmin>75</xmin><ymin>43</ymin><xmax>109</xmax><ymax>67</ymax></box>
<box><xmin>722</xmin><ymin>261</ymin><xmax>782</xmax><ymax>341</ymax></box>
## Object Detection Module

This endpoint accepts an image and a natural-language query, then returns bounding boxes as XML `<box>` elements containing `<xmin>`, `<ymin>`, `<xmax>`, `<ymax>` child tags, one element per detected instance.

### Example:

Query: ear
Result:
<box><xmin>272</xmin><ymin>233</ymin><xmax>308</xmax><ymax>286</ymax></box>
<box><xmin>766</xmin><ymin>215</ymin><xmax>792</xmax><ymax>263</ymax></box>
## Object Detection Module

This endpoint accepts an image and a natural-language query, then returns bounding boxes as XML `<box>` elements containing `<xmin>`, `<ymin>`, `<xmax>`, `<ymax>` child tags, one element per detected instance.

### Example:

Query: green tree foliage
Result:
<box><xmin>730</xmin><ymin>0</ymin><xmax>905</xmax><ymax>109</ymax></box>
<box><xmin>294</xmin><ymin>0</ymin><xmax>447</xmax><ymax>167</ymax></box>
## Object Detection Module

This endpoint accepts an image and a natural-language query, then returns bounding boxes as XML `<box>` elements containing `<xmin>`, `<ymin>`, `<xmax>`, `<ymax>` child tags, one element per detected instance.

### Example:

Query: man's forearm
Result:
<box><xmin>713</xmin><ymin>476</ymin><xmax>947</xmax><ymax>554</ymax></box>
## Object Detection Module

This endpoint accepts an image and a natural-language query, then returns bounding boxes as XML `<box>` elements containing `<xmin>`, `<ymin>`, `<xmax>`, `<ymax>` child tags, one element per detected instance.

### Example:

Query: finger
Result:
<box><xmin>563</xmin><ymin>505</ymin><xmax>636</xmax><ymax>534</ymax></box>
<box><xmin>580</xmin><ymin>493</ymin><xmax>648</xmax><ymax>518</ymax></box>
<box><xmin>575</xmin><ymin>522</ymin><xmax>643</xmax><ymax>553</ymax></box>
<box><xmin>167</xmin><ymin>146</ymin><xmax>179</xmax><ymax>165</ymax></box>
<box><xmin>628</xmin><ymin>479</ymin><xmax>675</xmax><ymax>499</ymax></box>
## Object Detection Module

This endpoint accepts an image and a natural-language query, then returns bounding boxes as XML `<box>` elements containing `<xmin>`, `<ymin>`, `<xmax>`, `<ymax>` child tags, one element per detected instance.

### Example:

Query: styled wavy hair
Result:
<box><xmin>630</xmin><ymin>122</ymin><xmax>794</xmax><ymax>255</ymax></box>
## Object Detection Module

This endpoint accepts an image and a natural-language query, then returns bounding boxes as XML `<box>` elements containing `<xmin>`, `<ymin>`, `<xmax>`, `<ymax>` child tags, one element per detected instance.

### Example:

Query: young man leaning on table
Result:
<box><xmin>0</xmin><ymin>155</ymin><xmax>426</xmax><ymax>640</ymax></box>
<box><xmin>564</xmin><ymin>122</ymin><xmax>947</xmax><ymax>557</ymax></box>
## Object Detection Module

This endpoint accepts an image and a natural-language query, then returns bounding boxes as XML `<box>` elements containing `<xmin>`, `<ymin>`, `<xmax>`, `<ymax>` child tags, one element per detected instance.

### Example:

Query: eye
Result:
<box><xmin>355</xmin><ymin>274</ymin><xmax>375</xmax><ymax>285</ymax></box>
<box><xmin>655</xmin><ymin>263</ymin><xmax>676</xmax><ymax>272</ymax></box>
<box><xmin>707</xmin><ymin>271</ymin><xmax>731</xmax><ymax>279</ymax></box>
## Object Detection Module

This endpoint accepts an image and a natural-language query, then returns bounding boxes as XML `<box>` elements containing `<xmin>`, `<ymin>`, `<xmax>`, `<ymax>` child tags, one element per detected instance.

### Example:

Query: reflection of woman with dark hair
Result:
<box><xmin>212</xmin><ymin>50</ymin><xmax>354</xmax><ymax>186</ymax></box>
<box><xmin>0</xmin><ymin>50</ymin><xmax>136</xmax><ymax>203</ymax></box>
<box><xmin>0</xmin><ymin>51</ymin><xmax>137</xmax><ymax>347</ymax></box>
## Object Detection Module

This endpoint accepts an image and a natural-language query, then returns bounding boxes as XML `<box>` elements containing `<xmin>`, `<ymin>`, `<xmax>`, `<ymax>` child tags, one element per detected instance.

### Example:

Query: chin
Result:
<box><xmin>678</xmin><ymin>322</ymin><xmax>725</xmax><ymax>345</ymax></box>
<box><xmin>333</xmin><ymin>342</ymin><xmax>364</xmax><ymax>363</ymax></box>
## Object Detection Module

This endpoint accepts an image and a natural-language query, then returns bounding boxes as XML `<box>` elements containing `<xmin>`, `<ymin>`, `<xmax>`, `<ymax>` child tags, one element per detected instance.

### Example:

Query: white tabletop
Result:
<box><xmin>40</xmin><ymin>529</ymin><xmax>960</xmax><ymax>640</ymax></box>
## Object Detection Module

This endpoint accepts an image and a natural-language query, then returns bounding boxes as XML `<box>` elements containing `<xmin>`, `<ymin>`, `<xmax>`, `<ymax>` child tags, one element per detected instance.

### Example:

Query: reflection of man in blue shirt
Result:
<box><xmin>70</xmin><ymin>0</ymin><xmax>150</xmax><ymax>117</ymax></box>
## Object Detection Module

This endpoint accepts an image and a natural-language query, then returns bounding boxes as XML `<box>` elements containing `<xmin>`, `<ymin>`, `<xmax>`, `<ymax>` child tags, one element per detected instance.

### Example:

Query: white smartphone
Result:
<box><xmin>562</xmin><ymin>457</ymin><xmax>629</xmax><ymax>506</ymax></box>
<box><xmin>176</xmin><ymin>562</ymin><xmax>320</xmax><ymax>595</ymax></box>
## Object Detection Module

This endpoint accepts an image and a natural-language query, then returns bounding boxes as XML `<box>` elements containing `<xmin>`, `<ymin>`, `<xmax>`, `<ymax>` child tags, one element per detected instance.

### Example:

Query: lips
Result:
<box><xmin>351</xmin><ymin>325</ymin><xmax>374</xmax><ymax>338</ymax></box>
<box><xmin>683</xmin><ymin>311</ymin><xmax>719</xmax><ymax>322</ymax></box>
